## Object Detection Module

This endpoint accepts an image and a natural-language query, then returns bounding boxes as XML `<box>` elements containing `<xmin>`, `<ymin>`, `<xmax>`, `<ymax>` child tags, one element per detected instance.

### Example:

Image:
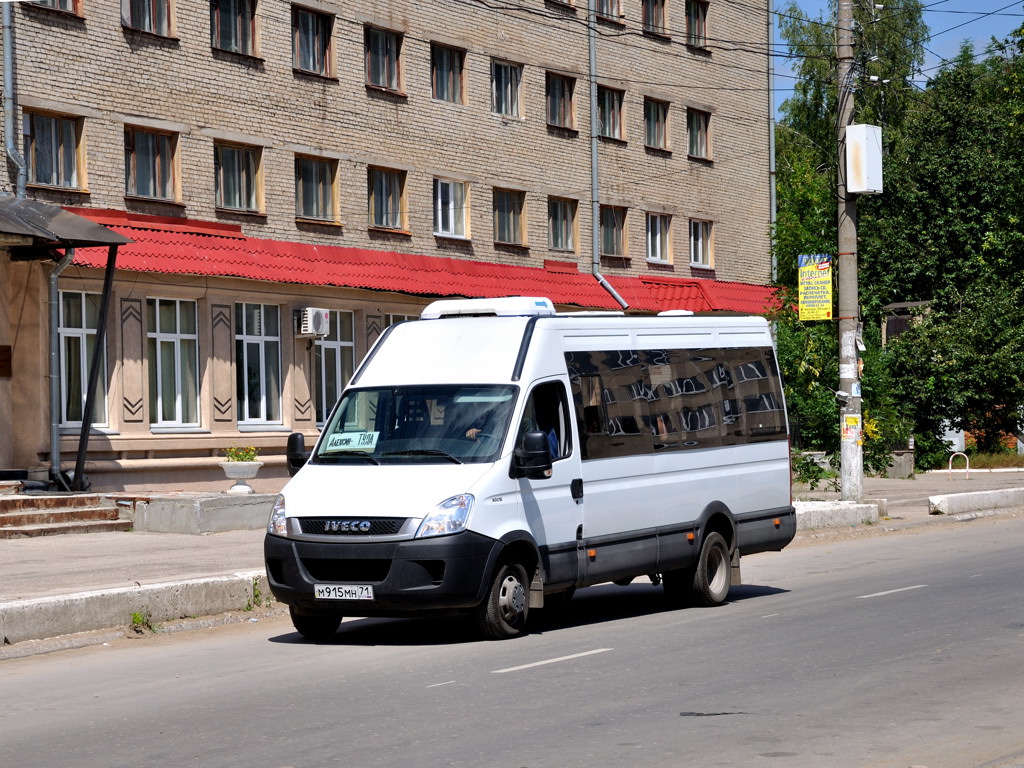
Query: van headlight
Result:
<box><xmin>416</xmin><ymin>494</ymin><xmax>474</xmax><ymax>538</ymax></box>
<box><xmin>267</xmin><ymin>495</ymin><xmax>289</xmax><ymax>537</ymax></box>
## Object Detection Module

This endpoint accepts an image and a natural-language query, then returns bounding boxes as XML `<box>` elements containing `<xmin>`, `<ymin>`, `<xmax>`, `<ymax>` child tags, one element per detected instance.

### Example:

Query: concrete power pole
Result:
<box><xmin>836</xmin><ymin>0</ymin><xmax>863</xmax><ymax>501</ymax></box>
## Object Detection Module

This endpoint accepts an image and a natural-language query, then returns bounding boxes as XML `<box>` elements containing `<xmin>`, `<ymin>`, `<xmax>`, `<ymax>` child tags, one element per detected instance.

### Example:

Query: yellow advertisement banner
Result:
<box><xmin>798</xmin><ymin>254</ymin><xmax>833</xmax><ymax>321</ymax></box>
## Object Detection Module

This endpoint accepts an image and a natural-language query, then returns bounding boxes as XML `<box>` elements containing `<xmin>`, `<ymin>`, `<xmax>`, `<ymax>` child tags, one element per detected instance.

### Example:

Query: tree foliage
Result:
<box><xmin>774</xmin><ymin>6</ymin><xmax>1024</xmax><ymax>467</ymax></box>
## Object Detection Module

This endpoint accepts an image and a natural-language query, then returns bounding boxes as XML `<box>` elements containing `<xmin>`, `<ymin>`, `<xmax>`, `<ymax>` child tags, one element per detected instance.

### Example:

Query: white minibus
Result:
<box><xmin>265</xmin><ymin>296</ymin><xmax>795</xmax><ymax>640</ymax></box>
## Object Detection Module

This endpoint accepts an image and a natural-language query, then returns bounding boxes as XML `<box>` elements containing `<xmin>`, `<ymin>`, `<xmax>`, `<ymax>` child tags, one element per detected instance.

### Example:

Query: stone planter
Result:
<box><xmin>219</xmin><ymin>461</ymin><xmax>263</xmax><ymax>494</ymax></box>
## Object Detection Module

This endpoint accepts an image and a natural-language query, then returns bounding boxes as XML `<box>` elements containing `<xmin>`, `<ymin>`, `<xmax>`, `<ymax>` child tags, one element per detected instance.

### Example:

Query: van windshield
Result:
<box><xmin>313</xmin><ymin>385</ymin><xmax>518</xmax><ymax>465</ymax></box>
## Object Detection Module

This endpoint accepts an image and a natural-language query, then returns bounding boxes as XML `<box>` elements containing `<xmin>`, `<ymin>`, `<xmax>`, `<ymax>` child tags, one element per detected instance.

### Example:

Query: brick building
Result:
<box><xmin>0</xmin><ymin>0</ymin><xmax>776</xmax><ymax>492</ymax></box>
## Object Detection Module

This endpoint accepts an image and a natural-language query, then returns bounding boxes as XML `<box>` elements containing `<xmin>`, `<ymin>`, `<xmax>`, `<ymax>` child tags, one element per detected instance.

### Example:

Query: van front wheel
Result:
<box><xmin>475</xmin><ymin>561</ymin><xmax>530</xmax><ymax>639</ymax></box>
<box><xmin>692</xmin><ymin>532</ymin><xmax>730</xmax><ymax>606</ymax></box>
<box><xmin>290</xmin><ymin>607</ymin><xmax>342</xmax><ymax>642</ymax></box>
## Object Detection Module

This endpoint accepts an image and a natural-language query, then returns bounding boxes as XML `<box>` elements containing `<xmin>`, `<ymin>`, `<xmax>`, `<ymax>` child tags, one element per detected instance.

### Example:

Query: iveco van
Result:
<box><xmin>264</xmin><ymin>296</ymin><xmax>795</xmax><ymax>640</ymax></box>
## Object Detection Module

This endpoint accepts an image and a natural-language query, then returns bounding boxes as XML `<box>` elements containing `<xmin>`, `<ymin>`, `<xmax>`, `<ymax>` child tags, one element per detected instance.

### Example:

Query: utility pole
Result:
<box><xmin>836</xmin><ymin>0</ymin><xmax>863</xmax><ymax>501</ymax></box>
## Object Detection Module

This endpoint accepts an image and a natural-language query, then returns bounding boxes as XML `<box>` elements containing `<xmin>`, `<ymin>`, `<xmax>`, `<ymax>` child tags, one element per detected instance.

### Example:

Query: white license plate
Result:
<box><xmin>314</xmin><ymin>584</ymin><xmax>374</xmax><ymax>601</ymax></box>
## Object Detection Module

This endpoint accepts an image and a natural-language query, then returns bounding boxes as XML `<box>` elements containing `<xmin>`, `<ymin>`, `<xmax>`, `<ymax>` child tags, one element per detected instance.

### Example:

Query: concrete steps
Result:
<box><xmin>0</xmin><ymin>494</ymin><xmax>132</xmax><ymax>539</ymax></box>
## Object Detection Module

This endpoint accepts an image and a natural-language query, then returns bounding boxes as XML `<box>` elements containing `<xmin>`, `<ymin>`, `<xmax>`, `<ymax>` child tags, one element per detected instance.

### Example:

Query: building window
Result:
<box><xmin>433</xmin><ymin>178</ymin><xmax>468</xmax><ymax>237</ymax></box>
<box><xmin>493</xmin><ymin>189</ymin><xmax>525</xmax><ymax>245</ymax></box>
<box><xmin>235</xmin><ymin>303</ymin><xmax>281</xmax><ymax>424</ymax></box>
<box><xmin>295</xmin><ymin>155</ymin><xmax>336</xmax><ymax>221</ymax></box>
<box><xmin>546</xmin><ymin>73</ymin><xmax>575</xmax><ymax>130</ymax></box>
<box><xmin>597</xmin><ymin>87</ymin><xmax>623</xmax><ymax>140</ymax></box>
<box><xmin>491</xmin><ymin>60</ymin><xmax>522</xmax><ymax>118</ymax></box>
<box><xmin>365</xmin><ymin>26</ymin><xmax>402</xmax><ymax>91</ymax></box>
<box><xmin>686</xmin><ymin>0</ymin><xmax>708</xmax><ymax>47</ymax></box>
<box><xmin>292</xmin><ymin>6</ymin><xmax>332</xmax><ymax>76</ymax></box>
<box><xmin>214</xmin><ymin>142</ymin><xmax>260</xmax><ymax>213</ymax></box>
<box><xmin>147</xmin><ymin>298</ymin><xmax>199</xmax><ymax>426</ymax></box>
<box><xmin>211</xmin><ymin>0</ymin><xmax>256</xmax><ymax>56</ymax></box>
<box><xmin>125</xmin><ymin>127</ymin><xmax>175</xmax><ymax>200</ymax></box>
<box><xmin>688</xmin><ymin>108</ymin><xmax>710</xmax><ymax>158</ymax></box>
<box><xmin>644</xmin><ymin>98</ymin><xmax>669</xmax><ymax>150</ymax></box>
<box><xmin>59</xmin><ymin>291</ymin><xmax>107</xmax><ymax>427</ymax></box>
<box><xmin>123</xmin><ymin>0</ymin><xmax>172</xmax><ymax>36</ymax></box>
<box><xmin>24</xmin><ymin>112</ymin><xmax>82</xmax><ymax>190</ymax></box>
<box><xmin>386</xmin><ymin>313</ymin><xmax>417</xmax><ymax>325</ymax></box>
<box><xmin>646</xmin><ymin>213</ymin><xmax>672</xmax><ymax>263</ymax></box>
<box><xmin>314</xmin><ymin>310</ymin><xmax>355</xmax><ymax>425</ymax></box>
<box><xmin>431</xmin><ymin>44</ymin><xmax>464</xmax><ymax>103</ymax></box>
<box><xmin>596</xmin><ymin>0</ymin><xmax>620</xmax><ymax>20</ymax></box>
<box><xmin>548</xmin><ymin>197</ymin><xmax>576</xmax><ymax>252</ymax></box>
<box><xmin>690</xmin><ymin>219</ymin><xmax>712</xmax><ymax>267</ymax></box>
<box><xmin>368</xmin><ymin>167</ymin><xmax>405</xmax><ymax>230</ymax></box>
<box><xmin>34</xmin><ymin>0</ymin><xmax>81</xmax><ymax>13</ymax></box>
<box><xmin>642</xmin><ymin>0</ymin><xmax>666</xmax><ymax>35</ymax></box>
<box><xmin>600</xmin><ymin>205</ymin><xmax>626</xmax><ymax>256</ymax></box>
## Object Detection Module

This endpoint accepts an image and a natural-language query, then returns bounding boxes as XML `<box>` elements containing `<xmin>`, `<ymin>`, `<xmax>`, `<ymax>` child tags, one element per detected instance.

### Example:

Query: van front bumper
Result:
<box><xmin>264</xmin><ymin>531</ymin><xmax>502</xmax><ymax>616</ymax></box>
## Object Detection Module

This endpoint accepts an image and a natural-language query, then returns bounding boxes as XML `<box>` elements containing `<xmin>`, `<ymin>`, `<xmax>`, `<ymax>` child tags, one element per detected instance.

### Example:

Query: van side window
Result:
<box><xmin>519</xmin><ymin>381</ymin><xmax>571</xmax><ymax>460</ymax></box>
<box><xmin>566</xmin><ymin>345</ymin><xmax>786</xmax><ymax>460</ymax></box>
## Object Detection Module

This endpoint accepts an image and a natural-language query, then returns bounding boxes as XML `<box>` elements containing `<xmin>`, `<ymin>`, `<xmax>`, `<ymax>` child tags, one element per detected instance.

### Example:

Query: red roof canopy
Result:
<box><xmin>68</xmin><ymin>209</ymin><xmax>778</xmax><ymax>314</ymax></box>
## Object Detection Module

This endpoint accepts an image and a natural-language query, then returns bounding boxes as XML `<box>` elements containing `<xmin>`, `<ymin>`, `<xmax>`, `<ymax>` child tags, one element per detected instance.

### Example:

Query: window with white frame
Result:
<box><xmin>235</xmin><ymin>303</ymin><xmax>281</xmax><ymax>424</ymax></box>
<box><xmin>368</xmin><ymin>167</ymin><xmax>405</xmax><ymax>230</ymax></box>
<box><xmin>314</xmin><ymin>310</ymin><xmax>355</xmax><ymax>425</ymax></box>
<box><xmin>147</xmin><ymin>298</ymin><xmax>199</xmax><ymax>426</ymax></box>
<box><xmin>688</xmin><ymin>108</ymin><xmax>710</xmax><ymax>158</ymax></box>
<box><xmin>600</xmin><ymin>205</ymin><xmax>626</xmax><ymax>256</ymax></box>
<box><xmin>125</xmin><ymin>127</ymin><xmax>175</xmax><ymax>200</ymax></box>
<box><xmin>215</xmin><ymin>142</ymin><xmax>260</xmax><ymax>212</ymax></box>
<box><xmin>644</xmin><ymin>98</ymin><xmax>669</xmax><ymax>150</ymax></box>
<box><xmin>597</xmin><ymin>87</ymin><xmax>623</xmax><ymax>140</ymax></box>
<box><xmin>295</xmin><ymin>155</ymin><xmax>336</xmax><ymax>221</ymax></box>
<box><xmin>491</xmin><ymin>60</ymin><xmax>522</xmax><ymax>118</ymax></box>
<box><xmin>493</xmin><ymin>189</ymin><xmax>525</xmax><ymax>245</ymax></box>
<box><xmin>548</xmin><ymin>197</ymin><xmax>576</xmax><ymax>252</ymax></box>
<box><xmin>59</xmin><ymin>291</ymin><xmax>107</xmax><ymax>427</ymax></box>
<box><xmin>642</xmin><ymin>0</ymin><xmax>666</xmax><ymax>34</ymax></box>
<box><xmin>646</xmin><ymin>213</ymin><xmax>672</xmax><ymax>263</ymax></box>
<box><xmin>596</xmin><ymin>0</ymin><xmax>620</xmax><ymax>19</ymax></box>
<box><xmin>25</xmin><ymin>112</ymin><xmax>82</xmax><ymax>190</ymax></box>
<box><xmin>431</xmin><ymin>43</ymin><xmax>464</xmax><ymax>103</ymax></box>
<box><xmin>365</xmin><ymin>26</ymin><xmax>402</xmax><ymax>91</ymax></box>
<box><xmin>546</xmin><ymin>72</ymin><xmax>575</xmax><ymax>129</ymax></box>
<box><xmin>433</xmin><ymin>178</ymin><xmax>468</xmax><ymax>237</ymax></box>
<box><xmin>123</xmin><ymin>0</ymin><xmax>172</xmax><ymax>35</ymax></box>
<box><xmin>292</xmin><ymin>6</ymin><xmax>332</xmax><ymax>76</ymax></box>
<box><xmin>211</xmin><ymin>0</ymin><xmax>256</xmax><ymax>55</ymax></box>
<box><xmin>686</xmin><ymin>0</ymin><xmax>708</xmax><ymax>47</ymax></box>
<box><xmin>386</xmin><ymin>313</ymin><xmax>417</xmax><ymax>326</ymax></box>
<box><xmin>690</xmin><ymin>219</ymin><xmax>712</xmax><ymax>267</ymax></box>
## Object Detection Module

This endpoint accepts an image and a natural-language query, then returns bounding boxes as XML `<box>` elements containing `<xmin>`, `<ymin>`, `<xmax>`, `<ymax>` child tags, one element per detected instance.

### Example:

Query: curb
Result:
<box><xmin>0</xmin><ymin>570</ymin><xmax>267</xmax><ymax>650</ymax></box>
<box><xmin>928</xmin><ymin>488</ymin><xmax>1024</xmax><ymax>516</ymax></box>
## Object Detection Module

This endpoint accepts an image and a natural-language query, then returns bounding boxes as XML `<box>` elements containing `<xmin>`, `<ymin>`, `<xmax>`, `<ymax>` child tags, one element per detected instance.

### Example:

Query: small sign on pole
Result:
<box><xmin>798</xmin><ymin>254</ymin><xmax>833</xmax><ymax>320</ymax></box>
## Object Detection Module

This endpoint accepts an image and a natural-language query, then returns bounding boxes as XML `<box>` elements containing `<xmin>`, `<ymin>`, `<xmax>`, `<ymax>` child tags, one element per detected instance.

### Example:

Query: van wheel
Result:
<box><xmin>692</xmin><ymin>532</ymin><xmax>730</xmax><ymax>606</ymax></box>
<box><xmin>290</xmin><ymin>607</ymin><xmax>342</xmax><ymax>641</ymax></box>
<box><xmin>475</xmin><ymin>561</ymin><xmax>530</xmax><ymax>639</ymax></box>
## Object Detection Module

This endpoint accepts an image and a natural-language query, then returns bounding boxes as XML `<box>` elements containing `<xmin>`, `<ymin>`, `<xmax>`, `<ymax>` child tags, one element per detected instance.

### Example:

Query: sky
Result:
<box><xmin>772</xmin><ymin>0</ymin><xmax>1024</xmax><ymax>108</ymax></box>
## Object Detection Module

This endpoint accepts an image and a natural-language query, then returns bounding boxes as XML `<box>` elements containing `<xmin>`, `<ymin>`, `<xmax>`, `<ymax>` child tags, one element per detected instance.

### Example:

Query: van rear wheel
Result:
<box><xmin>692</xmin><ymin>532</ymin><xmax>730</xmax><ymax>606</ymax></box>
<box><xmin>475</xmin><ymin>560</ymin><xmax>530</xmax><ymax>639</ymax></box>
<box><xmin>290</xmin><ymin>607</ymin><xmax>342</xmax><ymax>641</ymax></box>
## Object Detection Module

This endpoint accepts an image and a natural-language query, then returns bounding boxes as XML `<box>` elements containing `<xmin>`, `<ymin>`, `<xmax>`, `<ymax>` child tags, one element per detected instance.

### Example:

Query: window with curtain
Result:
<box><xmin>147</xmin><ymin>298</ymin><xmax>199</xmax><ymax>426</ymax></box>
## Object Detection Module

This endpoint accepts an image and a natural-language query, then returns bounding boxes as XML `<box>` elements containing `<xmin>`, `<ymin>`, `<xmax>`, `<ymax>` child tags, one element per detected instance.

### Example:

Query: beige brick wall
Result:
<box><xmin>5</xmin><ymin>0</ymin><xmax>772</xmax><ymax>284</ymax></box>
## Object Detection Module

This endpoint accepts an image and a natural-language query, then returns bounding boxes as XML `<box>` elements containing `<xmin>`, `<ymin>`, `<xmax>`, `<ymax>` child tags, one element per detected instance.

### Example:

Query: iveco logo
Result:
<box><xmin>326</xmin><ymin>520</ymin><xmax>373</xmax><ymax>533</ymax></box>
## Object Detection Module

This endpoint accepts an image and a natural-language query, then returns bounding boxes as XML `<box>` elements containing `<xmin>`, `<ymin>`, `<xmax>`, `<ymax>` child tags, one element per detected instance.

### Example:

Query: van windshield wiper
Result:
<box><xmin>316</xmin><ymin>452</ymin><xmax>380</xmax><ymax>465</ymax></box>
<box><xmin>380</xmin><ymin>449</ymin><xmax>462</xmax><ymax>464</ymax></box>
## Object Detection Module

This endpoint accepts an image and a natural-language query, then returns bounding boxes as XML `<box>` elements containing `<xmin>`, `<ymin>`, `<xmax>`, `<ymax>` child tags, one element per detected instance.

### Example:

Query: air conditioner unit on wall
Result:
<box><xmin>295</xmin><ymin>307</ymin><xmax>331</xmax><ymax>337</ymax></box>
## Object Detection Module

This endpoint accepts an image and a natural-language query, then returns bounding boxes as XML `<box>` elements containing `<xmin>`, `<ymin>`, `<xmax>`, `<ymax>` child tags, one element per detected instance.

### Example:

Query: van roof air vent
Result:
<box><xmin>420</xmin><ymin>296</ymin><xmax>556</xmax><ymax>319</ymax></box>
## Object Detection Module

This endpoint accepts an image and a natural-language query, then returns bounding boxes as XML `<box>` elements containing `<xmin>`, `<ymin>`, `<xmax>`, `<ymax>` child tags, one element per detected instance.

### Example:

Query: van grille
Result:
<box><xmin>299</xmin><ymin>517</ymin><xmax>406</xmax><ymax>536</ymax></box>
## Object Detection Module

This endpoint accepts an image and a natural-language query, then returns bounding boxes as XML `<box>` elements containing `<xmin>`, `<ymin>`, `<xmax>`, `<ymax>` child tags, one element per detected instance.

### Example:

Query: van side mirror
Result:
<box><xmin>286</xmin><ymin>432</ymin><xmax>309</xmax><ymax>476</ymax></box>
<box><xmin>513</xmin><ymin>430</ymin><xmax>553</xmax><ymax>480</ymax></box>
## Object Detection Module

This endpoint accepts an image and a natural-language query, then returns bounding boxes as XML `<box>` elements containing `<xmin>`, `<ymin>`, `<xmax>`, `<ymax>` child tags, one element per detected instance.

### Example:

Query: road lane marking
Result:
<box><xmin>856</xmin><ymin>584</ymin><xmax>928</xmax><ymax>599</ymax></box>
<box><xmin>427</xmin><ymin>681</ymin><xmax>456</xmax><ymax>688</ymax></box>
<box><xmin>492</xmin><ymin>648</ymin><xmax>613</xmax><ymax>674</ymax></box>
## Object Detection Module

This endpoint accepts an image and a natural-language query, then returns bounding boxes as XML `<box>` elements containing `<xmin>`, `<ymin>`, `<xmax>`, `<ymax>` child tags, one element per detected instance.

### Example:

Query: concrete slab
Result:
<box><xmin>794</xmin><ymin>500</ymin><xmax>879</xmax><ymax>530</ymax></box>
<box><xmin>928</xmin><ymin>488</ymin><xmax>1024</xmax><ymax>516</ymax></box>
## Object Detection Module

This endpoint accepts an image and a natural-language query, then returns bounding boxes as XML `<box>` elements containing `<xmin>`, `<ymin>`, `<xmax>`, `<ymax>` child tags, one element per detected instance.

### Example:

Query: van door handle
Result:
<box><xmin>571</xmin><ymin>478</ymin><xmax>583</xmax><ymax>500</ymax></box>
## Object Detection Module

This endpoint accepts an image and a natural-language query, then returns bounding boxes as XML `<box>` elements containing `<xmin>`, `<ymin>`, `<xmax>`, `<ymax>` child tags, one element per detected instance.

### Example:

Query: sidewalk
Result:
<box><xmin>3</xmin><ymin>469</ymin><xmax>1024</xmax><ymax>656</ymax></box>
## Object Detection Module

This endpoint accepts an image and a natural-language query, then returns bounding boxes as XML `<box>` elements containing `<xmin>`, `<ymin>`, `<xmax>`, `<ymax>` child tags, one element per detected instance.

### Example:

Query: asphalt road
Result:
<box><xmin>2</xmin><ymin>515</ymin><xmax>1024</xmax><ymax>768</ymax></box>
